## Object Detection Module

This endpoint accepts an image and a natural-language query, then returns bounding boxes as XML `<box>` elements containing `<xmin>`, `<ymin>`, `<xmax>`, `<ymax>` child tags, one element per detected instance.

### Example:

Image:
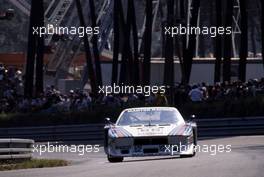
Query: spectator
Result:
<box><xmin>155</xmin><ymin>92</ymin><xmax>168</xmax><ymax>106</ymax></box>
<box><xmin>188</xmin><ymin>85</ymin><xmax>203</xmax><ymax>102</ymax></box>
<box><xmin>0</xmin><ymin>64</ymin><xmax>264</xmax><ymax>114</ymax></box>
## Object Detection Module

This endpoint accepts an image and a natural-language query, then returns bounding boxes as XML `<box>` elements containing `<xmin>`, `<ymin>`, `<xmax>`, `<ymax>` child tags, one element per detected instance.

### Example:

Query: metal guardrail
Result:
<box><xmin>196</xmin><ymin>117</ymin><xmax>264</xmax><ymax>137</ymax></box>
<box><xmin>0</xmin><ymin>139</ymin><xmax>34</xmax><ymax>160</ymax></box>
<box><xmin>0</xmin><ymin>117</ymin><xmax>263</xmax><ymax>143</ymax></box>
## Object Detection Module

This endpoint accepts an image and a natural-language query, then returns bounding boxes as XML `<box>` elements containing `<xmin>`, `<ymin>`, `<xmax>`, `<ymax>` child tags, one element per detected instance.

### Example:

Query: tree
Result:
<box><xmin>24</xmin><ymin>0</ymin><xmax>44</xmax><ymax>98</ymax></box>
<box><xmin>111</xmin><ymin>0</ymin><xmax>121</xmax><ymax>85</ymax></box>
<box><xmin>182</xmin><ymin>0</ymin><xmax>200</xmax><ymax>84</ymax></box>
<box><xmin>214</xmin><ymin>0</ymin><xmax>223</xmax><ymax>83</ymax></box>
<box><xmin>119</xmin><ymin>1</ymin><xmax>131</xmax><ymax>84</ymax></box>
<box><xmin>130</xmin><ymin>0</ymin><xmax>140</xmax><ymax>86</ymax></box>
<box><xmin>118</xmin><ymin>0</ymin><xmax>139</xmax><ymax>85</ymax></box>
<box><xmin>89</xmin><ymin>0</ymin><xmax>102</xmax><ymax>87</ymax></box>
<box><xmin>25</xmin><ymin>0</ymin><xmax>37</xmax><ymax>98</ymax></box>
<box><xmin>176</xmin><ymin>0</ymin><xmax>187</xmax><ymax>83</ymax></box>
<box><xmin>142</xmin><ymin>0</ymin><xmax>153</xmax><ymax>86</ymax></box>
<box><xmin>120</xmin><ymin>0</ymin><xmax>134</xmax><ymax>84</ymax></box>
<box><xmin>164</xmin><ymin>0</ymin><xmax>174</xmax><ymax>87</ymax></box>
<box><xmin>261</xmin><ymin>0</ymin><xmax>264</xmax><ymax>68</ymax></box>
<box><xmin>76</xmin><ymin>0</ymin><xmax>97</xmax><ymax>93</ymax></box>
<box><xmin>223</xmin><ymin>0</ymin><xmax>234</xmax><ymax>82</ymax></box>
<box><xmin>35</xmin><ymin>0</ymin><xmax>44</xmax><ymax>96</ymax></box>
<box><xmin>238</xmin><ymin>0</ymin><xmax>248</xmax><ymax>82</ymax></box>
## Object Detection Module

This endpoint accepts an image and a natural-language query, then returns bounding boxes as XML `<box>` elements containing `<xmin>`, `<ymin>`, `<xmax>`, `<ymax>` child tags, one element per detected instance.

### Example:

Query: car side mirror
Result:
<box><xmin>190</xmin><ymin>115</ymin><xmax>196</xmax><ymax>120</ymax></box>
<box><xmin>105</xmin><ymin>117</ymin><xmax>112</xmax><ymax>124</ymax></box>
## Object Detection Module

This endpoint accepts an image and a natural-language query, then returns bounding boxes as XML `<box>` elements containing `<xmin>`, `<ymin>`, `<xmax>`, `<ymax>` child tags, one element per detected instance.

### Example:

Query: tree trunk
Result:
<box><xmin>175</xmin><ymin>0</ymin><xmax>185</xmax><ymax>81</ymax></box>
<box><xmin>119</xmin><ymin>1</ymin><xmax>132</xmax><ymax>84</ymax></box>
<box><xmin>143</xmin><ymin>0</ymin><xmax>153</xmax><ymax>86</ymax></box>
<box><xmin>214</xmin><ymin>0</ymin><xmax>222</xmax><ymax>83</ymax></box>
<box><xmin>111</xmin><ymin>0</ymin><xmax>120</xmax><ymax>85</ymax></box>
<box><xmin>124</xmin><ymin>0</ymin><xmax>134</xmax><ymax>84</ymax></box>
<box><xmin>223</xmin><ymin>0</ymin><xmax>233</xmax><ymax>82</ymax></box>
<box><xmin>130</xmin><ymin>0</ymin><xmax>140</xmax><ymax>86</ymax></box>
<box><xmin>89</xmin><ymin>0</ymin><xmax>102</xmax><ymax>86</ymax></box>
<box><xmin>35</xmin><ymin>0</ymin><xmax>44</xmax><ymax>96</ymax></box>
<box><xmin>261</xmin><ymin>0</ymin><xmax>264</xmax><ymax>68</ymax></box>
<box><xmin>76</xmin><ymin>0</ymin><xmax>97</xmax><ymax>93</ymax></box>
<box><xmin>182</xmin><ymin>0</ymin><xmax>200</xmax><ymax>84</ymax></box>
<box><xmin>24</xmin><ymin>0</ymin><xmax>38</xmax><ymax>98</ymax></box>
<box><xmin>180</xmin><ymin>0</ymin><xmax>186</xmax><ymax>20</ymax></box>
<box><xmin>238</xmin><ymin>0</ymin><xmax>248</xmax><ymax>82</ymax></box>
<box><xmin>164</xmin><ymin>0</ymin><xmax>174</xmax><ymax>87</ymax></box>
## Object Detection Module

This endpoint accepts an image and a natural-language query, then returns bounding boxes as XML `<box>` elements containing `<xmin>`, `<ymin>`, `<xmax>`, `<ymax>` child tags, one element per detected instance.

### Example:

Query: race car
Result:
<box><xmin>104</xmin><ymin>107</ymin><xmax>197</xmax><ymax>162</ymax></box>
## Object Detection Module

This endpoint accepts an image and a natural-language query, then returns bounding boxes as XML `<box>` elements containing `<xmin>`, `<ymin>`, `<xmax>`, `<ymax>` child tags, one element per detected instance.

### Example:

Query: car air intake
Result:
<box><xmin>121</xmin><ymin>150</ymin><xmax>129</xmax><ymax>154</ymax></box>
<box><xmin>143</xmin><ymin>148</ymin><xmax>159</xmax><ymax>154</ymax></box>
<box><xmin>134</xmin><ymin>137</ymin><xmax>168</xmax><ymax>145</ymax></box>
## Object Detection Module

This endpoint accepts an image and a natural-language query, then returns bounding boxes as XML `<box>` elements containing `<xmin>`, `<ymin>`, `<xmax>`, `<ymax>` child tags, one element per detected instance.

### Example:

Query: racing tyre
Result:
<box><xmin>180</xmin><ymin>131</ymin><xmax>197</xmax><ymax>158</ymax></box>
<box><xmin>107</xmin><ymin>155</ymin><xmax>124</xmax><ymax>163</ymax></box>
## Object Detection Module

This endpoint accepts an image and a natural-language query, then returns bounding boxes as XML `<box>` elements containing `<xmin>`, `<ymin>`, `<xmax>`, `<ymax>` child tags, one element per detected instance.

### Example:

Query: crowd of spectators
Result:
<box><xmin>174</xmin><ymin>79</ymin><xmax>264</xmax><ymax>104</ymax></box>
<box><xmin>1</xmin><ymin>64</ymin><xmax>264</xmax><ymax>114</ymax></box>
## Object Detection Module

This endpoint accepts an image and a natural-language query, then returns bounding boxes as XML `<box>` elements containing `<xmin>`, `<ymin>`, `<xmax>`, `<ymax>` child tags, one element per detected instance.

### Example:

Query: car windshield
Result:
<box><xmin>117</xmin><ymin>108</ymin><xmax>183</xmax><ymax>126</ymax></box>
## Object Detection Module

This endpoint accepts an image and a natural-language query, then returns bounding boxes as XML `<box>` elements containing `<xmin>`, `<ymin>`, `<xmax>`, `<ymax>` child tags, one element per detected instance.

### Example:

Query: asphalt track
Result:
<box><xmin>1</xmin><ymin>136</ymin><xmax>263</xmax><ymax>177</ymax></box>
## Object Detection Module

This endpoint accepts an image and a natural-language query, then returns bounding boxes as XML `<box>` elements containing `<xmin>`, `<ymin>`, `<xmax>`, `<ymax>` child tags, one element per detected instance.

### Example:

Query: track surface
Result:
<box><xmin>1</xmin><ymin>136</ymin><xmax>264</xmax><ymax>177</ymax></box>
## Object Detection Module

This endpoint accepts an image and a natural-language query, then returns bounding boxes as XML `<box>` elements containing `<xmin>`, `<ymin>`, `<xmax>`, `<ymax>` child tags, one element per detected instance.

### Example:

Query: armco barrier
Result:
<box><xmin>0</xmin><ymin>117</ymin><xmax>263</xmax><ymax>143</ymax></box>
<box><xmin>0</xmin><ymin>139</ymin><xmax>34</xmax><ymax>160</ymax></box>
<box><xmin>196</xmin><ymin>117</ymin><xmax>264</xmax><ymax>136</ymax></box>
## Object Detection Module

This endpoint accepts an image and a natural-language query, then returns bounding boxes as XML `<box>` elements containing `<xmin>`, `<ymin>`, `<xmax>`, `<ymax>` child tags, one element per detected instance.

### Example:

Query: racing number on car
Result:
<box><xmin>138</xmin><ymin>127</ymin><xmax>164</xmax><ymax>135</ymax></box>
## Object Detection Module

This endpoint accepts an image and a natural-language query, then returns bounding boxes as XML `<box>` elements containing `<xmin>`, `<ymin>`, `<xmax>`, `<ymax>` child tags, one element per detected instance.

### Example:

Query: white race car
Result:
<box><xmin>104</xmin><ymin>107</ymin><xmax>197</xmax><ymax>162</ymax></box>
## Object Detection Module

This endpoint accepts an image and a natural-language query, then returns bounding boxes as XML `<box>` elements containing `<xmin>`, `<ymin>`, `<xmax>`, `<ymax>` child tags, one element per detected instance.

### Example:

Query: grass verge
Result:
<box><xmin>0</xmin><ymin>159</ymin><xmax>69</xmax><ymax>171</ymax></box>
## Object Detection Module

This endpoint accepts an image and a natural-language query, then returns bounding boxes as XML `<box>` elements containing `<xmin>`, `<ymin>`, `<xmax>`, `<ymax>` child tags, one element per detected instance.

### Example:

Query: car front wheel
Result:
<box><xmin>107</xmin><ymin>155</ymin><xmax>124</xmax><ymax>163</ymax></box>
<box><xmin>180</xmin><ymin>133</ymin><xmax>196</xmax><ymax>158</ymax></box>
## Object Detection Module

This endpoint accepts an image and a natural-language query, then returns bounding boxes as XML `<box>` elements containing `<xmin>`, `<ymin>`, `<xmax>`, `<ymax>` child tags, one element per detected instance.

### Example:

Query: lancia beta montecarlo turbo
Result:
<box><xmin>104</xmin><ymin>107</ymin><xmax>197</xmax><ymax>162</ymax></box>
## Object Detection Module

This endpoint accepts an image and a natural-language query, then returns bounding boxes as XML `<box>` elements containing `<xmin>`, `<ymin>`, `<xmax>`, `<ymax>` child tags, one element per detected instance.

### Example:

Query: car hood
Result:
<box><xmin>109</xmin><ymin>123</ymin><xmax>192</xmax><ymax>138</ymax></box>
